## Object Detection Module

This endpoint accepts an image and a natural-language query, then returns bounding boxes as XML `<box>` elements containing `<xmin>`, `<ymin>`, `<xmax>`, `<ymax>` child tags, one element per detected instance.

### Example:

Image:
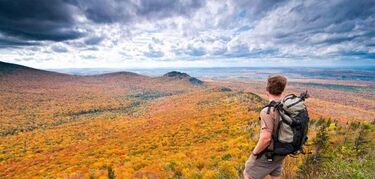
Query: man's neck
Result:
<box><xmin>268</xmin><ymin>95</ymin><xmax>282</xmax><ymax>102</ymax></box>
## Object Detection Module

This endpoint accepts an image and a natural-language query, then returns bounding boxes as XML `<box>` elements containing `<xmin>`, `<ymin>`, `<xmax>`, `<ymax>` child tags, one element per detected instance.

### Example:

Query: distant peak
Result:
<box><xmin>163</xmin><ymin>71</ymin><xmax>204</xmax><ymax>85</ymax></box>
<box><xmin>163</xmin><ymin>71</ymin><xmax>190</xmax><ymax>79</ymax></box>
<box><xmin>188</xmin><ymin>77</ymin><xmax>204</xmax><ymax>85</ymax></box>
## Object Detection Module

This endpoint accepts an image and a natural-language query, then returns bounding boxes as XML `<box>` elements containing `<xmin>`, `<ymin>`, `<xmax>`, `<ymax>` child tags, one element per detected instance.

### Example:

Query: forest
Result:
<box><xmin>0</xmin><ymin>63</ymin><xmax>374</xmax><ymax>178</ymax></box>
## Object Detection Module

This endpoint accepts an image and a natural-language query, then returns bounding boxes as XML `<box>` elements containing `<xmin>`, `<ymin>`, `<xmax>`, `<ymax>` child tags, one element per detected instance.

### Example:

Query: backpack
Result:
<box><xmin>264</xmin><ymin>91</ymin><xmax>310</xmax><ymax>156</ymax></box>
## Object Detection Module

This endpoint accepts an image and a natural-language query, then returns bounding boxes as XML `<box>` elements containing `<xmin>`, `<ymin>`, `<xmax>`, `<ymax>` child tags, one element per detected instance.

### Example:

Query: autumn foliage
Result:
<box><xmin>0</xmin><ymin>66</ymin><xmax>374</xmax><ymax>178</ymax></box>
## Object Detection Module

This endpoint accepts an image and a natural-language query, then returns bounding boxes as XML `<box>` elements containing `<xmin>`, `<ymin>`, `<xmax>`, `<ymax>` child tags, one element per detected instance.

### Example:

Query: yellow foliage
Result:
<box><xmin>1</xmin><ymin>73</ymin><xmax>372</xmax><ymax>178</ymax></box>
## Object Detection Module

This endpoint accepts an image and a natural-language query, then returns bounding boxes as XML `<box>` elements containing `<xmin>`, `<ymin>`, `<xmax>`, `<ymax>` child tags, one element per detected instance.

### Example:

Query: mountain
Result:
<box><xmin>0</xmin><ymin>62</ymin><xmax>205</xmax><ymax>86</ymax></box>
<box><xmin>0</xmin><ymin>61</ymin><xmax>68</xmax><ymax>79</ymax></box>
<box><xmin>163</xmin><ymin>71</ymin><xmax>190</xmax><ymax>79</ymax></box>
<box><xmin>0</xmin><ymin>61</ymin><xmax>30</xmax><ymax>72</ymax></box>
<box><xmin>0</xmin><ymin>61</ymin><xmax>51</xmax><ymax>74</ymax></box>
<box><xmin>0</xmin><ymin>62</ymin><xmax>206</xmax><ymax>137</ymax></box>
<box><xmin>163</xmin><ymin>71</ymin><xmax>204</xmax><ymax>85</ymax></box>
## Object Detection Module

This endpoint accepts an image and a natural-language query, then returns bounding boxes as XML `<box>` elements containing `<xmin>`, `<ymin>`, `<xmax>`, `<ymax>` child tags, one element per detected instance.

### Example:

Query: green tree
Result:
<box><xmin>313</xmin><ymin>125</ymin><xmax>329</xmax><ymax>154</ymax></box>
<box><xmin>108</xmin><ymin>166</ymin><xmax>115</xmax><ymax>179</ymax></box>
<box><xmin>298</xmin><ymin>125</ymin><xmax>329</xmax><ymax>178</ymax></box>
<box><xmin>354</xmin><ymin>123</ymin><xmax>371</xmax><ymax>157</ymax></box>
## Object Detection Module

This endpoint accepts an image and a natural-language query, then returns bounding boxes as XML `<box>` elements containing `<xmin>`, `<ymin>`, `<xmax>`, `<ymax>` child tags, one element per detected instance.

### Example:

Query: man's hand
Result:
<box><xmin>251</xmin><ymin>151</ymin><xmax>258</xmax><ymax>158</ymax></box>
<box><xmin>252</xmin><ymin>130</ymin><xmax>272</xmax><ymax>155</ymax></box>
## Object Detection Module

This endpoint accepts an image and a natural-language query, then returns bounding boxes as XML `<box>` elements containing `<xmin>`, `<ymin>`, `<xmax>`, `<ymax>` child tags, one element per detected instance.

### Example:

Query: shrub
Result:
<box><xmin>107</xmin><ymin>166</ymin><xmax>115</xmax><ymax>179</ymax></box>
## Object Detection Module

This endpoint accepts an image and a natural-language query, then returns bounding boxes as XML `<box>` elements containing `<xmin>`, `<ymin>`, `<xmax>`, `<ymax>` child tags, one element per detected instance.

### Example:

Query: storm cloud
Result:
<box><xmin>80</xmin><ymin>0</ymin><xmax>205</xmax><ymax>23</ymax></box>
<box><xmin>0</xmin><ymin>0</ymin><xmax>83</xmax><ymax>42</ymax></box>
<box><xmin>0</xmin><ymin>0</ymin><xmax>205</xmax><ymax>43</ymax></box>
<box><xmin>0</xmin><ymin>0</ymin><xmax>373</xmax><ymax>68</ymax></box>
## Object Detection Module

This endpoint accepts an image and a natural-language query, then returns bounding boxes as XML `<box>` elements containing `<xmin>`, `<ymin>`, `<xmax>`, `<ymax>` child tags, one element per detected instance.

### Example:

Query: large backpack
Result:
<box><xmin>265</xmin><ymin>91</ymin><xmax>310</xmax><ymax>156</ymax></box>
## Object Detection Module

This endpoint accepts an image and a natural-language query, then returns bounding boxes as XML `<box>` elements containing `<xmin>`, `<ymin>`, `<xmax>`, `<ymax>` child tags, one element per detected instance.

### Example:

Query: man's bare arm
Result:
<box><xmin>252</xmin><ymin>130</ymin><xmax>272</xmax><ymax>155</ymax></box>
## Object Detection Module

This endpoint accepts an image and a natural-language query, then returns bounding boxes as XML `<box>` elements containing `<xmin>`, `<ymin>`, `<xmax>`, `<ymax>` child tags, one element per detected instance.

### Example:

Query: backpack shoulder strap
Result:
<box><xmin>263</xmin><ymin>101</ymin><xmax>281</xmax><ymax>114</ymax></box>
<box><xmin>282</xmin><ymin>94</ymin><xmax>297</xmax><ymax>102</ymax></box>
<box><xmin>260</xmin><ymin>101</ymin><xmax>283</xmax><ymax>160</ymax></box>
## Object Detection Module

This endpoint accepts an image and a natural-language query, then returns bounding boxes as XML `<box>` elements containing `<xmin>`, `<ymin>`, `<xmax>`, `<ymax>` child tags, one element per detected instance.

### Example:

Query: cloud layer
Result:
<box><xmin>0</xmin><ymin>0</ymin><xmax>374</xmax><ymax>68</ymax></box>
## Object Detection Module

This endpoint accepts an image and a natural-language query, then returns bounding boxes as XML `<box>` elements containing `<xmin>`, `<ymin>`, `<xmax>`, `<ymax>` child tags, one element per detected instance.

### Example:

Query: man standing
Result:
<box><xmin>244</xmin><ymin>75</ymin><xmax>288</xmax><ymax>179</ymax></box>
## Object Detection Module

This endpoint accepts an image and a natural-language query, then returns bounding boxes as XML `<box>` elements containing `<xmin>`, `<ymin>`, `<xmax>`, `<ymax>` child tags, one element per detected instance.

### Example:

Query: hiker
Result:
<box><xmin>244</xmin><ymin>75</ymin><xmax>310</xmax><ymax>179</ymax></box>
<box><xmin>243</xmin><ymin>75</ymin><xmax>287</xmax><ymax>179</ymax></box>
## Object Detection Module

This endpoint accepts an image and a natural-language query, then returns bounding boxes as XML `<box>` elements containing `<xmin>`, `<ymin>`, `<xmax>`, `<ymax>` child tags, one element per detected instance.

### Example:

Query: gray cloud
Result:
<box><xmin>185</xmin><ymin>47</ymin><xmax>206</xmax><ymax>56</ymax></box>
<box><xmin>78</xmin><ymin>0</ymin><xmax>204</xmax><ymax>23</ymax></box>
<box><xmin>144</xmin><ymin>50</ymin><xmax>164</xmax><ymax>58</ymax></box>
<box><xmin>234</xmin><ymin>0</ymin><xmax>288</xmax><ymax>18</ymax></box>
<box><xmin>255</xmin><ymin>0</ymin><xmax>374</xmax><ymax>43</ymax></box>
<box><xmin>0</xmin><ymin>36</ymin><xmax>40</xmax><ymax>47</ymax></box>
<box><xmin>51</xmin><ymin>44</ymin><xmax>68</xmax><ymax>53</ymax></box>
<box><xmin>144</xmin><ymin>44</ymin><xmax>164</xmax><ymax>58</ymax></box>
<box><xmin>80</xmin><ymin>54</ymin><xmax>97</xmax><ymax>59</ymax></box>
<box><xmin>233</xmin><ymin>0</ymin><xmax>375</xmax><ymax>60</ymax></box>
<box><xmin>76</xmin><ymin>0</ymin><xmax>136</xmax><ymax>23</ymax></box>
<box><xmin>0</xmin><ymin>0</ymin><xmax>205</xmax><ymax>47</ymax></box>
<box><xmin>0</xmin><ymin>0</ymin><xmax>373</xmax><ymax>66</ymax></box>
<box><xmin>0</xmin><ymin>0</ymin><xmax>84</xmax><ymax>43</ymax></box>
<box><xmin>84</xmin><ymin>35</ymin><xmax>104</xmax><ymax>45</ymax></box>
<box><xmin>136</xmin><ymin>0</ymin><xmax>204</xmax><ymax>20</ymax></box>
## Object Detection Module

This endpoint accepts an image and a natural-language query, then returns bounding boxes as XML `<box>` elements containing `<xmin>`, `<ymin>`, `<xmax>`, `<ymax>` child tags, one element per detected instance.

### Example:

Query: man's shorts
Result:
<box><xmin>243</xmin><ymin>154</ymin><xmax>285</xmax><ymax>179</ymax></box>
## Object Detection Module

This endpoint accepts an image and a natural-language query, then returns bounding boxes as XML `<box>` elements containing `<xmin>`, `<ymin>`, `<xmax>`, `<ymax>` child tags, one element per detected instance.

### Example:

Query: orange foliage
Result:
<box><xmin>0</xmin><ymin>70</ymin><xmax>373</xmax><ymax>178</ymax></box>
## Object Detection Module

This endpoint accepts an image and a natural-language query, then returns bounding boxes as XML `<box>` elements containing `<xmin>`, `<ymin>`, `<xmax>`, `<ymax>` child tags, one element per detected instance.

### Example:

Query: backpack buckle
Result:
<box><xmin>265</xmin><ymin>152</ymin><xmax>274</xmax><ymax>162</ymax></box>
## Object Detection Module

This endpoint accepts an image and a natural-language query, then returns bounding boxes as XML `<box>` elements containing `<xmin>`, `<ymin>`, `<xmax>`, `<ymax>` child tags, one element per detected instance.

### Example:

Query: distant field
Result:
<box><xmin>300</xmin><ymin>82</ymin><xmax>374</xmax><ymax>92</ymax></box>
<box><xmin>51</xmin><ymin>66</ymin><xmax>375</xmax><ymax>82</ymax></box>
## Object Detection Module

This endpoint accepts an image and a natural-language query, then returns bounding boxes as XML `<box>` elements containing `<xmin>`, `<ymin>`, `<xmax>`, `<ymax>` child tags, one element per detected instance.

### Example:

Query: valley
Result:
<box><xmin>0</xmin><ymin>61</ymin><xmax>374</xmax><ymax>178</ymax></box>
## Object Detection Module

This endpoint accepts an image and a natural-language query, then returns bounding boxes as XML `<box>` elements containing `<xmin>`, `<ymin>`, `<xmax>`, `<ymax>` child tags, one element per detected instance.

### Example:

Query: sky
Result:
<box><xmin>0</xmin><ymin>0</ymin><xmax>374</xmax><ymax>69</ymax></box>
